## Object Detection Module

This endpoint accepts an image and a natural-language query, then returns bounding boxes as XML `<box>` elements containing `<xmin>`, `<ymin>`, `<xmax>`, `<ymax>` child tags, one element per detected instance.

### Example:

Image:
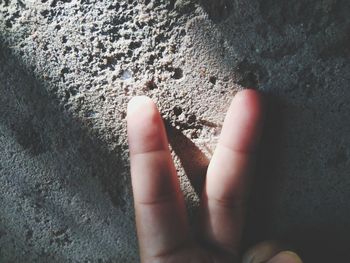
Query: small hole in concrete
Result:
<box><xmin>5</xmin><ymin>20</ymin><xmax>12</xmax><ymax>28</ymax></box>
<box><xmin>69</xmin><ymin>86</ymin><xmax>77</xmax><ymax>96</ymax></box>
<box><xmin>236</xmin><ymin>60</ymin><xmax>266</xmax><ymax>88</ymax></box>
<box><xmin>147</xmin><ymin>54</ymin><xmax>156</xmax><ymax>65</ymax></box>
<box><xmin>61</xmin><ymin>67</ymin><xmax>70</xmax><ymax>75</ymax></box>
<box><xmin>25</xmin><ymin>229</ymin><xmax>33</xmax><ymax>241</ymax></box>
<box><xmin>172</xmin><ymin>68</ymin><xmax>183</xmax><ymax>79</ymax></box>
<box><xmin>107</xmin><ymin>3</ymin><xmax>120</xmax><ymax>11</ymax></box>
<box><xmin>173</xmin><ymin>106</ymin><xmax>183</xmax><ymax>116</ymax></box>
<box><xmin>50</xmin><ymin>0</ymin><xmax>57</xmax><ymax>7</ymax></box>
<box><xmin>120</xmin><ymin>70</ymin><xmax>132</xmax><ymax>80</ymax></box>
<box><xmin>188</xmin><ymin>114</ymin><xmax>196</xmax><ymax>124</ymax></box>
<box><xmin>62</xmin><ymin>36</ymin><xmax>68</xmax><ymax>44</ymax></box>
<box><xmin>191</xmin><ymin>130</ymin><xmax>199</xmax><ymax>139</ymax></box>
<box><xmin>64</xmin><ymin>90</ymin><xmax>70</xmax><ymax>100</ymax></box>
<box><xmin>64</xmin><ymin>46</ymin><xmax>72</xmax><ymax>53</ymax></box>
<box><xmin>209</xmin><ymin>76</ymin><xmax>217</xmax><ymax>85</ymax></box>
<box><xmin>129</xmin><ymin>41</ymin><xmax>142</xmax><ymax>50</ymax></box>
<box><xmin>40</xmin><ymin>9</ymin><xmax>49</xmax><ymax>17</ymax></box>
<box><xmin>145</xmin><ymin>79</ymin><xmax>158</xmax><ymax>90</ymax></box>
<box><xmin>127</xmin><ymin>50</ymin><xmax>133</xmax><ymax>57</ymax></box>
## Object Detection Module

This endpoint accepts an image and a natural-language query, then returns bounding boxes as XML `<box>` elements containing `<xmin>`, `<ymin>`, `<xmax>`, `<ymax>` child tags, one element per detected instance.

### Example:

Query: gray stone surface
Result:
<box><xmin>0</xmin><ymin>0</ymin><xmax>349</xmax><ymax>262</ymax></box>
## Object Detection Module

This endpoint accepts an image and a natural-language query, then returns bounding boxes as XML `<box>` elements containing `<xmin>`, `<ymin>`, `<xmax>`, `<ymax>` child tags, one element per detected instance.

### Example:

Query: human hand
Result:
<box><xmin>127</xmin><ymin>90</ymin><xmax>302</xmax><ymax>263</ymax></box>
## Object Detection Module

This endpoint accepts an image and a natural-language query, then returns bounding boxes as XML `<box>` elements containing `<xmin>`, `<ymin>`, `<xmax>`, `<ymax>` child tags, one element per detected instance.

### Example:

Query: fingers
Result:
<box><xmin>200</xmin><ymin>89</ymin><xmax>265</xmax><ymax>256</ymax></box>
<box><xmin>127</xmin><ymin>96</ymin><xmax>191</xmax><ymax>262</ymax></box>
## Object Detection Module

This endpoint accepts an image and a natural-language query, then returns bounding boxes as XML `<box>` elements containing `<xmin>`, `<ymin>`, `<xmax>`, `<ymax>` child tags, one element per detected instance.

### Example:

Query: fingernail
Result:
<box><xmin>267</xmin><ymin>251</ymin><xmax>303</xmax><ymax>263</ymax></box>
<box><xmin>127</xmin><ymin>96</ymin><xmax>153</xmax><ymax>116</ymax></box>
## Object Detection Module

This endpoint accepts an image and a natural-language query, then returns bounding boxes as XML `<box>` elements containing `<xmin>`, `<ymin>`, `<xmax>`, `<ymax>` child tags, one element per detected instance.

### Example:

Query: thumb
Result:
<box><xmin>267</xmin><ymin>251</ymin><xmax>303</xmax><ymax>263</ymax></box>
<box><xmin>242</xmin><ymin>241</ymin><xmax>302</xmax><ymax>263</ymax></box>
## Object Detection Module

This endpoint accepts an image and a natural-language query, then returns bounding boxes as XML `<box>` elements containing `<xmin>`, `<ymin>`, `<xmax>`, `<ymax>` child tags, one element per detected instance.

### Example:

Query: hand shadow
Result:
<box><xmin>165</xmin><ymin>122</ymin><xmax>209</xmax><ymax>196</ymax></box>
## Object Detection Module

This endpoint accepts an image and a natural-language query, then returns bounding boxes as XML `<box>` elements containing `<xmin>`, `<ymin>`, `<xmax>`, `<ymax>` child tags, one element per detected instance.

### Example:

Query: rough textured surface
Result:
<box><xmin>0</xmin><ymin>0</ymin><xmax>349</xmax><ymax>262</ymax></box>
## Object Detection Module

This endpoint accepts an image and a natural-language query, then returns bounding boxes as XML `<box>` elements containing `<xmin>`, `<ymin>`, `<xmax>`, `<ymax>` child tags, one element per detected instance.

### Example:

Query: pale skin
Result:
<box><xmin>127</xmin><ymin>90</ymin><xmax>303</xmax><ymax>263</ymax></box>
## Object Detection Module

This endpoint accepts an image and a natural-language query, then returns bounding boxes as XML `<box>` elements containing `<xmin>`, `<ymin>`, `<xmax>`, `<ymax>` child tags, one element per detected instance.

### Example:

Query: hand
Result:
<box><xmin>127</xmin><ymin>90</ymin><xmax>302</xmax><ymax>263</ymax></box>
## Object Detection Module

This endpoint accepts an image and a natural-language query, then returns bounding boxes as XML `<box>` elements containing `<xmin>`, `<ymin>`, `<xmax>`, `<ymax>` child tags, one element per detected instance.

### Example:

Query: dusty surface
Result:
<box><xmin>0</xmin><ymin>0</ymin><xmax>349</xmax><ymax>262</ymax></box>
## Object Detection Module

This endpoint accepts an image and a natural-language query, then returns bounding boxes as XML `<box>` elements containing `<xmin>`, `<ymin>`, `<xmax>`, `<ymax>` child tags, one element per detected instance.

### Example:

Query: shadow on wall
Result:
<box><xmin>166</xmin><ymin>122</ymin><xmax>209</xmax><ymax>196</ymax></box>
<box><xmin>200</xmin><ymin>0</ymin><xmax>233</xmax><ymax>23</ymax></box>
<box><xmin>0</xmin><ymin>42</ymin><xmax>129</xmax><ymax>208</ymax></box>
<box><xmin>0</xmin><ymin>34</ymin><xmax>213</xmax><ymax>262</ymax></box>
<box><xmin>0</xmin><ymin>39</ymin><xmax>136</xmax><ymax>262</ymax></box>
<box><xmin>199</xmin><ymin>0</ymin><xmax>350</xmax><ymax>262</ymax></box>
<box><xmin>243</xmin><ymin>96</ymin><xmax>350</xmax><ymax>263</ymax></box>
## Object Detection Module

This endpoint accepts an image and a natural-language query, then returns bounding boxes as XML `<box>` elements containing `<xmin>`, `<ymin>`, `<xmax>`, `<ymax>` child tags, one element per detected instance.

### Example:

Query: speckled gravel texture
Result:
<box><xmin>0</xmin><ymin>0</ymin><xmax>349</xmax><ymax>262</ymax></box>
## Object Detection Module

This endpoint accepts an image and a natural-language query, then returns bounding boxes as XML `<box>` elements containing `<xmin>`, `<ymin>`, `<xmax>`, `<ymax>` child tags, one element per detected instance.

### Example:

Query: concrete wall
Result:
<box><xmin>0</xmin><ymin>0</ymin><xmax>349</xmax><ymax>262</ymax></box>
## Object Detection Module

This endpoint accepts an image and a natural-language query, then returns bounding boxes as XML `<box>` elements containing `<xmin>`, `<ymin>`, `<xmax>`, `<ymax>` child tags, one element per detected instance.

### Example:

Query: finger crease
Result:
<box><xmin>137</xmin><ymin>192</ymin><xmax>179</xmax><ymax>207</ymax></box>
<box><xmin>218</xmin><ymin>142</ymin><xmax>256</xmax><ymax>156</ymax></box>
<box><xmin>207</xmin><ymin>195</ymin><xmax>246</xmax><ymax>210</ymax></box>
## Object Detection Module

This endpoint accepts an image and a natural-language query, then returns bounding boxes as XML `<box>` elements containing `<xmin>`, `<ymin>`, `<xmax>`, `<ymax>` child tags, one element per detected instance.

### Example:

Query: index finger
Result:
<box><xmin>127</xmin><ymin>96</ymin><xmax>191</xmax><ymax>262</ymax></box>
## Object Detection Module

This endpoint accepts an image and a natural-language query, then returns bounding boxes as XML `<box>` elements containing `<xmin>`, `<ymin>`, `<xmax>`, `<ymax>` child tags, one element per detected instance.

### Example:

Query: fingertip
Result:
<box><xmin>236</xmin><ymin>88</ymin><xmax>261</xmax><ymax>97</ymax></box>
<box><xmin>127</xmin><ymin>96</ymin><xmax>160</xmax><ymax>136</ymax></box>
<box><xmin>127</xmin><ymin>96</ymin><xmax>155</xmax><ymax>117</ymax></box>
<box><xmin>235</xmin><ymin>88</ymin><xmax>262</xmax><ymax>98</ymax></box>
<box><xmin>127</xmin><ymin>96</ymin><xmax>168</xmax><ymax>155</ymax></box>
<box><xmin>220</xmin><ymin>89</ymin><xmax>265</xmax><ymax>153</ymax></box>
<box><xmin>233</xmin><ymin>89</ymin><xmax>265</xmax><ymax>118</ymax></box>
